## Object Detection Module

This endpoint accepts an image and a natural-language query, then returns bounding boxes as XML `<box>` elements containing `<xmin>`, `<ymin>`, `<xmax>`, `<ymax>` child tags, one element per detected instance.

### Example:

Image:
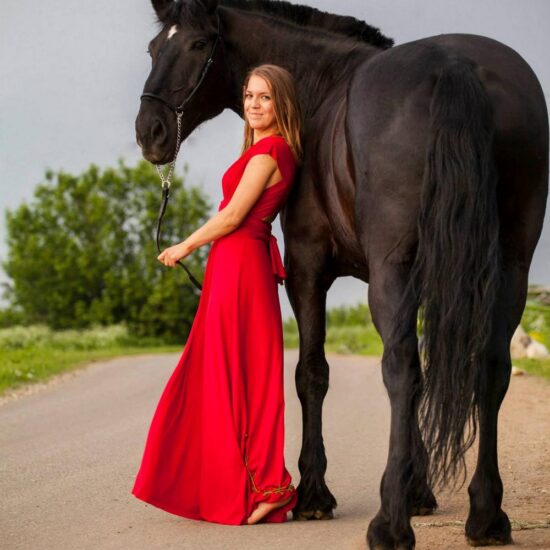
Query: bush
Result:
<box><xmin>2</xmin><ymin>159</ymin><xmax>212</xmax><ymax>342</ymax></box>
<box><xmin>0</xmin><ymin>323</ymin><xmax>167</xmax><ymax>351</ymax></box>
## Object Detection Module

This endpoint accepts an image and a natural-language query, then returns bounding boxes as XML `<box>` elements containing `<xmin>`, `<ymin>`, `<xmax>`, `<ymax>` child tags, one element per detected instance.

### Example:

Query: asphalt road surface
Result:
<box><xmin>1</xmin><ymin>350</ymin><xmax>548</xmax><ymax>549</ymax></box>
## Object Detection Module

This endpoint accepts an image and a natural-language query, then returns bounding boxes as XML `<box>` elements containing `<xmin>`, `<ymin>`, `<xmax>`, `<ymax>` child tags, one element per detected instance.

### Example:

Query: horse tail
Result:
<box><xmin>406</xmin><ymin>56</ymin><xmax>502</xmax><ymax>490</ymax></box>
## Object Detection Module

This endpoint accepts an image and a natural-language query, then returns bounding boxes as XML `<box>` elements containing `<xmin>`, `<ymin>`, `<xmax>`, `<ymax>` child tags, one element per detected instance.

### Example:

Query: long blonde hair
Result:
<box><xmin>240</xmin><ymin>64</ymin><xmax>303</xmax><ymax>165</ymax></box>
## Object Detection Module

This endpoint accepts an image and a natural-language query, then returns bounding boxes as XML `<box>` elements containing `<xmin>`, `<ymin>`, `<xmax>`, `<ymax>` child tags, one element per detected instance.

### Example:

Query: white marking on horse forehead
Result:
<box><xmin>167</xmin><ymin>25</ymin><xmax>179</xmax><ymax>40</ymax></box>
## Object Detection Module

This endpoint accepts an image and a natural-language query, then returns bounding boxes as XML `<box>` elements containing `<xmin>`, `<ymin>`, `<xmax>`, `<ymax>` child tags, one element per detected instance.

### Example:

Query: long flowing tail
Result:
<box><xmin>403</xmin><ymin>56</ymin><xmax>502</xmax><ymax>490</ymax></box>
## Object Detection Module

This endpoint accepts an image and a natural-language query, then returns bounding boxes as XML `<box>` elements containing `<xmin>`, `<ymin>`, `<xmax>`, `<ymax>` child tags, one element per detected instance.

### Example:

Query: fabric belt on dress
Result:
<box><xmin>230</xmin><ymin>218</ymin><xmax>287</xmax><ymax>285</ymax></box>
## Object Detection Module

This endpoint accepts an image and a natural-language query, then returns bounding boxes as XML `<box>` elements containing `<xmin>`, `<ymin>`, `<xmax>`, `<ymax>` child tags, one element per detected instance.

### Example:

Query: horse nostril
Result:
<box><xmin>151</xmin><ymin>119</ymin><xmax>166</xmax><ymax>142</ymax></box>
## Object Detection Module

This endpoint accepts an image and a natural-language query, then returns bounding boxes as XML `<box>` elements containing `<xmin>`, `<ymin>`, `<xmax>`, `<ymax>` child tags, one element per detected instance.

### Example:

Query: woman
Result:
<box><xmin>131</xmin><ymin>64</ymin><xmax>303</xmax><ymax>526</ymax></box>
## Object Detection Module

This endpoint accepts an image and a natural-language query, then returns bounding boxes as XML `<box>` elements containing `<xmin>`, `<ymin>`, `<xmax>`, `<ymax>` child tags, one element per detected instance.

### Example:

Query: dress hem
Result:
<box><xmin>131</xmin><ymin>486</ymin><xmax>297</xmax><ymax>525</ymax></box>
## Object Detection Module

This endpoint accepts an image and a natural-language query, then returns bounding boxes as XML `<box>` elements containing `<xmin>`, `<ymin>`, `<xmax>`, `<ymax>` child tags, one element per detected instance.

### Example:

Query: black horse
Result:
<box><xmin>135</xmin><ymin>1</ymin><xmax>549</xmax><ymax>548</ymax></box>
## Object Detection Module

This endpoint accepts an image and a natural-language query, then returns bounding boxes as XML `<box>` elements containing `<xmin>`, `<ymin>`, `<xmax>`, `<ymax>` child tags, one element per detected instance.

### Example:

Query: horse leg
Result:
<box><xmin>402</xmin><ymin>359</ymin><xmax>437</xmax><ymax>518</ymax></box>
<box><xmin>366</xmin><ymin>261</ymin><xmax>421</xmax><ymax>550</ymax></box>
<box><xmin>285</xmin><ymin>261</ymin><xmax>337</xmax><ymax>521</ymax></box>
<box><xmin>465</xmin><ymin>263</ymin><xmax>526</xmax><ymax>546</ymax></box>
<box><xmin>410</xmin><ymin>420</ymin><xmax>438</xmax><ymax>517</ymax></box>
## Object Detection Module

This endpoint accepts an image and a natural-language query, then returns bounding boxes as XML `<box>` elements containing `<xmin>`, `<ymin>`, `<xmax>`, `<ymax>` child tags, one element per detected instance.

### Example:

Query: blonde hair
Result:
<box><xmin>240</xmin><ymin>64</ymin><xmax>303</xmax><ymax>165</ymax></box>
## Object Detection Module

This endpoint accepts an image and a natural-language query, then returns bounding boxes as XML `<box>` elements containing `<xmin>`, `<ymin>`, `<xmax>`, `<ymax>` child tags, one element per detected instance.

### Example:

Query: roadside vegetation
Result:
<box><xmin>513</xmin><ymin>296</ymin><xmax>550</xmax><ymax>379</ymax></box>
<box><xmin>283</xmin><ymin>299</ymin><xmax>550</xmax><ymax>380</ymax></box>
<box><xmin>0</xmin><ymin>324</ymin><xmax>181</xmax><ymax>395</ymax></box>
<box><xmin>1</xmin><ymin>296</ymin><xmax>548</xmax><ymax>397</ymax></box>
<box><xmin>1</xmin><ymin>161</ymin><xmax>548</xmax><ymax>396</ymax></box>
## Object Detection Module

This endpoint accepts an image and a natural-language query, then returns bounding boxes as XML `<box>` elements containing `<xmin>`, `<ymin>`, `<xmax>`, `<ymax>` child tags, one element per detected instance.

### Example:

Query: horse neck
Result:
<box><xmin>219</xmin><ymin>6</ymin><xmax>379</xmax><ymax>118</ymax></box>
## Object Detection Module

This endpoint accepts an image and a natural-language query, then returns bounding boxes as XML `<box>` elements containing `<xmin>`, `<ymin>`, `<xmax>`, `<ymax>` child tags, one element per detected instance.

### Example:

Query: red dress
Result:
<box><xmin>131</xmin><ymin>134</ymin><xmax>298</xmax><ymax>525</ymax></box>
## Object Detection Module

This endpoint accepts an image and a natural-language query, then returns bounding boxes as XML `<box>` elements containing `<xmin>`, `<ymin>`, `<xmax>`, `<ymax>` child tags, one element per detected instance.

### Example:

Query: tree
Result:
<box><xmin>2</xmin><ymin>158</ymin><xmax>212</xmax><ymax>342</ymax></box>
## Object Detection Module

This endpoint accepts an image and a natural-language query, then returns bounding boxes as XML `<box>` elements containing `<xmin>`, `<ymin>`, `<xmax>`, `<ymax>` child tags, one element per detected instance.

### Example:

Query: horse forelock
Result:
<box><xmin>157</xmin><ymin>1</ymin><xmax>211</xmax><ymax>30</ymax></box>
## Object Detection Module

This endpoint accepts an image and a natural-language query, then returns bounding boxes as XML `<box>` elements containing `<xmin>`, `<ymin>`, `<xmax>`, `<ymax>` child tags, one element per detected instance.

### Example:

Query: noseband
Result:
<box><xmin>140</xmin><ymin>12</ymin><xmax>222</xmax><ymax>292</ymax></box>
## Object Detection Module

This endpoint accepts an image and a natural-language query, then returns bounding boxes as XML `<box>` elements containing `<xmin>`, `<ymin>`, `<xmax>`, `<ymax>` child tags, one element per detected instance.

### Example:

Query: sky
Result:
<box><xmin>1</xmin><ymin>0</ymin><xmax>549</xmax><ymax>320</ymax></box>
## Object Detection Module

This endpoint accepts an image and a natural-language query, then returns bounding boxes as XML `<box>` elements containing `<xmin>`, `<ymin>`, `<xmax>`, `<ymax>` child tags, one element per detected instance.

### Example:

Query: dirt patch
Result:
<box><xmin>414</xmin><ymin>373</ymin><xmax>550</xmax><ymax>549</ymax></box>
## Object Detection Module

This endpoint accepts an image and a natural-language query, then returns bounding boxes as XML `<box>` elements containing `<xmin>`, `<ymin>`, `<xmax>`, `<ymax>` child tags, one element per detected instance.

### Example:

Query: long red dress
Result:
<box><xmin>131</xmin><ymin>134</ymin><xmax>298</xmax><ymax>525</ymax></box>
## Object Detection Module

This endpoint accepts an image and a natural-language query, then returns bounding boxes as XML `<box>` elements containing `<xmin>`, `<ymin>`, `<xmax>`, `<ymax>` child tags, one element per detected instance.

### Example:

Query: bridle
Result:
<box><xmin>140</xmin><ymin>12</ymin><xmax>222</xmax><ymax>292</ymax></box>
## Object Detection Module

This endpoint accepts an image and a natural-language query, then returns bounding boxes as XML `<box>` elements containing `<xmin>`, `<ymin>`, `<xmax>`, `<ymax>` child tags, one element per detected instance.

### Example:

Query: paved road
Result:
<box><xmin>1</xmin><ymin>350</ymin><xmax>548</xmax><ymax>549</ymax></box>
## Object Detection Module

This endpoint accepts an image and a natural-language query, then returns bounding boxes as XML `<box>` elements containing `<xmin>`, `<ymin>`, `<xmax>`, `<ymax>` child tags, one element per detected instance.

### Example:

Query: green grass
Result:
<box><xmin>513</xmin><ymin>357</ymin><xmax>550</xmax><ymax>379</ymax></box>
<box><xmin>283</xmin><ymin>301</ymin><xmax>550</xmax><ymax>380</ymax></box>
<box><xmin>0</xmin><ymin>324</ymin><xmax>181</xmax><ymax>396</ymax></box>
<box><xmin>2</xmin><ymin>299</ymin><xmax>549</xmax><ymax>396</ymax></box>
<box><xmin>283</xmin><ymin>321</ymin><xmax>383</xmax><ymax>356</ymax></box>
<box><xmin>521</xmin><ymin>300</ymin><xmax>550</xmax><ymax>348</ymax></box>
<box><xmin>283</xmin><ymin>302</ymin><xmax>384</xmax><ymax>356</ymax></box>
<box><xmin>511</xmin><ymin>300</ymin><xmax>550</xmax><ymax>379</ymax></box>
<box><xmin>0</xmin><ymin>345</ymin><xmax>181</xmax><ymax>395</ymax></box>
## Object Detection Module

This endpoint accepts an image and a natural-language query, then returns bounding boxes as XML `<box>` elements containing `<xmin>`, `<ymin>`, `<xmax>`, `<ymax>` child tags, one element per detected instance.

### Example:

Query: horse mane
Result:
<box><xmin>221</xmin><ymin>0</ymin><xmax>394</xmax><ymax>49</ymax></box>
<box><xmin>161</xmin><ymin>0</ymin><xmax>394</xmax><ymax>49</ymax></box>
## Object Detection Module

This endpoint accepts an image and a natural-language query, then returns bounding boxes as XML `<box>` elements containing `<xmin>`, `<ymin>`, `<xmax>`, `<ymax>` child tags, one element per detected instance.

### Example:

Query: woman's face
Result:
<box><xmin>244</xmin><ymin>75</ymin><xmax>279</xmax><ymax>135</ymax></box>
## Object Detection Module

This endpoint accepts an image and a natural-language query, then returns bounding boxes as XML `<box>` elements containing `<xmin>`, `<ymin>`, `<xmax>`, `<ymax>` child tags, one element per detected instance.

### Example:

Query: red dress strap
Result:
<box><xmin>244</xmin><ymin>135</ymin><xmax>294</xmax><ymax>179</ymax></box>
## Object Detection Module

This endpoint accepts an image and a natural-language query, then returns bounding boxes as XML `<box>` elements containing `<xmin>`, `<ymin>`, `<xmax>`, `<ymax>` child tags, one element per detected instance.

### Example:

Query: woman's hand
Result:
<box><xmin>157</xmin><ymin>242</ymin><xmax>192</xmax><ymax>267</ymax></box>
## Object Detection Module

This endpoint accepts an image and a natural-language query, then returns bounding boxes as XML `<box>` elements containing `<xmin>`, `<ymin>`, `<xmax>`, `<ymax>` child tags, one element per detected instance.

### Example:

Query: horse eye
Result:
<box><xmin>192</xmin><ymin>40</ymin><xmax>207</xmax><ymax>50</ymax></box>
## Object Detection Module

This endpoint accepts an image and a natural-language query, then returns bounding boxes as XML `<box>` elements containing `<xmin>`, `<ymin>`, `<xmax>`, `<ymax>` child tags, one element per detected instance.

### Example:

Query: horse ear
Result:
<box><xmin>198</xmin><ymin>0</ymin><xmax>219</xmax><ymax>14</ymax></box>
<box><xmin>151</xmin><ymin>0</ymin><xmax>172</xmax><ymax>22</ymax></box>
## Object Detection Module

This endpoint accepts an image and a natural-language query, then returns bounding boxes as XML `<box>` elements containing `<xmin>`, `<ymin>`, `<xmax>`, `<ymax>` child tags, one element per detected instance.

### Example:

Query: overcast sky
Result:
<box><xmin>1</xmin><ymin>0</ymin><xmax>549</xmax><ymax>320</ymax></box>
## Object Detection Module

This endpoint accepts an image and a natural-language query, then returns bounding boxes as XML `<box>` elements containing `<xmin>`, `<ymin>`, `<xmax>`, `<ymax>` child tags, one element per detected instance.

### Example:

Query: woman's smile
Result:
<box><xmin>244</xmin><ymin>74</ymin><xmax>281</xmax><ymax>139</ymax></box>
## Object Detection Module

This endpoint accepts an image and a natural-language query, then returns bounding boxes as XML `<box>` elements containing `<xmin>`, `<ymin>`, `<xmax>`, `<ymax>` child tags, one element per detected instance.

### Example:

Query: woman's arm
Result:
<box><xmin>158</xmin><ymin>153</ymin><xmax>277</xmax><ymax>267</ymax></box>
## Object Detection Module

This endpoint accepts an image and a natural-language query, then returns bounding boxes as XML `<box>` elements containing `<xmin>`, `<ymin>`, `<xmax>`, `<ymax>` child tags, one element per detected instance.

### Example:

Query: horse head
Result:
<box><xmin>136</xmin><ymin>0</ymin><xmax>228</xmax><ymax>164</ymax></box>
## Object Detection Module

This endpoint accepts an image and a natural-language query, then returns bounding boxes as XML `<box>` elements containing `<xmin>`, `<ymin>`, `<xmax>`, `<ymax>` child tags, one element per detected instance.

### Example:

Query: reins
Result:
<box><xmin>140</xmin><ymin>12</ymin><xmax>222</xmax><ymax>292</ymax></box>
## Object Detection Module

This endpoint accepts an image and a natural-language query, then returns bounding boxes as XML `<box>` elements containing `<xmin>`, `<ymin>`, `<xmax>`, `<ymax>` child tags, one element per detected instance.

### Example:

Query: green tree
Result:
<box><xmin>2</xmin><ymin>158</ymin><xmax>211</xmax><ymax>342</ymax></box>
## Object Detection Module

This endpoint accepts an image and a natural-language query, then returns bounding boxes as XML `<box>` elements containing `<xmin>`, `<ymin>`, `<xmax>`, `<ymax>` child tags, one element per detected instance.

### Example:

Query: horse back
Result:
<box><xmin>347</xmin><ymin>33</ymin><xmax>548</xmax><ymax>267</ymax></box>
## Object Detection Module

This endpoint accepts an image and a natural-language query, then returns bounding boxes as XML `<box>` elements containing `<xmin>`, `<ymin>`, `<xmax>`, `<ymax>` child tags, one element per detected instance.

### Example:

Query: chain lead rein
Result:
<box><xmin>150</xmin><ymin>12</ymin><xmax>221</xmax><ymax>291</ymax></box>
<box><xmin>151</xmin><ymin>13</ymin><xmax>223</xmax><ymax>293</ymax></box>
<box><xmin>151</xmin><ymin>13</ymin><xmax>222</xmax><ymax>292</ymax></box>
<box><xmin>155</xmin><ymin>110</ymin><xmax>203</xmax><ymax>291</ymax></box>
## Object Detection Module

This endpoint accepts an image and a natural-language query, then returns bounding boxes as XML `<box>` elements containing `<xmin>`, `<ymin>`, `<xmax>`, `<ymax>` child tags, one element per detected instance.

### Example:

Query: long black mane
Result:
<box><xmin>160</xmin><ymin>0</ymin><xmax>394</xmax><ymax>49</ymax></box>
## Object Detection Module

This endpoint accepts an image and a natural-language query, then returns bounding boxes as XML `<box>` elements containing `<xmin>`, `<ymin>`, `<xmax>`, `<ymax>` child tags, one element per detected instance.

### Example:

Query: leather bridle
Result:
<box><xmin>140</xmin><ymin>11</ymin><xmax>222</xmax><ymax>292</ymax></box>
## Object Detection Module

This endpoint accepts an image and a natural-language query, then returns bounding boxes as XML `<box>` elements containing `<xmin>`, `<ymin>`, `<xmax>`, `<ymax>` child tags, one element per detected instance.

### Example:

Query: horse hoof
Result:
<box><xmin>369</xmin><ymin>542</ymin><xmax>415</xmax><ymax>550</ymax></box>
<box><xmin>367</xmin><ymin>512</ymin><xmax>415</xmax><ymax>550</ymax></box>
<box><xmin>294</xmin><ymin>508</ymin><xmax>334</xmax><ymax>521</ymax></box>
<box><xmin>466</xmin><ymin>534</ymin><xmax>513</xmax><ymax>547</ymax></box>
<box><xmin>411</xmin><ymin>504</ymin><xmax>437</xmax><ymax>516</ymax></box>
<box><xmin>466</xmin><ymin>509</ymin><xmax>513</xmax><ymax>546</ymax></box>
<box><xmin>411</xmin><ymin>491</ymin><xmax>438</xmax><ymax>516</ymax></box>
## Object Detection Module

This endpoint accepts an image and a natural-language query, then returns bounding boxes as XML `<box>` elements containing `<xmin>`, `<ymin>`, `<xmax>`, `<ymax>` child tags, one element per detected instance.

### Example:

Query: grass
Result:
<box><xmin>283</xmin><ymin>301</ymin><xmax>550</xmax><ymax>381</ymax></box>
<box><xmin>1</xmin><ymin>299</ymin><xmax>549</xmax><ymax>396</ymax></box>
<box><xmin>283</xmin><ymin>315</ymin><xmax>383</xmax><ymax>356</ymax></box>
<box><xmin>509</xmin><ymin>299</ymin><xmax>550</xmax><ymax>380</ymax></box>
<box><xmin>513</xmin><ymin>357</ymin><xmax>550</xmax><ymax>379</ymax></box>
<box><xmin>0</xmin><ymin>324</ymin><xmax>181</xmax><ymax>396</ymax></box>
<box><xmin>0</xmin><ymin>345</ymin><xmax>182</xmax><ymax>396</ymax></box>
